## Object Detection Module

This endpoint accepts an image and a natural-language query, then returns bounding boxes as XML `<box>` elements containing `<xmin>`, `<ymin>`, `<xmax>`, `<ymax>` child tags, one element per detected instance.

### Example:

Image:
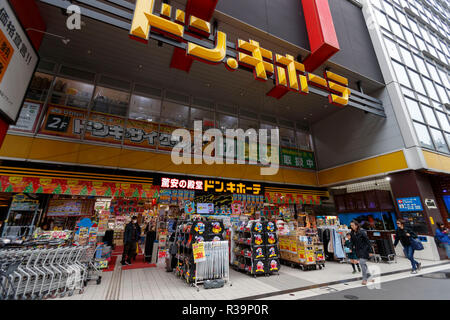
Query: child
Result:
<box><xmin>344</xmin><ymin>233</ymin><xmax>361</xmax><ymax>274</ymax></box>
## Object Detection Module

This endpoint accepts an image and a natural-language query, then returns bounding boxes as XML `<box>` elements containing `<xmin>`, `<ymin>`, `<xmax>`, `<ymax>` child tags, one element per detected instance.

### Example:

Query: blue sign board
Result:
<box><xmin>396</xmin><ymin>197</ymin><xmax>423</xmax><ymax>212</ymax></box>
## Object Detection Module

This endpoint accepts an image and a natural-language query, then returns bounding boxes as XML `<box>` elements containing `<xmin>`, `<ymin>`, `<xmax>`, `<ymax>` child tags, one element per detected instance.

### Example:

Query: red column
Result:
<box><xmin>0</xmin><ymin>0</ymin><xmax>46</xmax><ymax>149</ymax></box>
<box><xmin>301</xmin><ymin>0</ymin><xmax>340</xmax><ymax>72</ymax></box>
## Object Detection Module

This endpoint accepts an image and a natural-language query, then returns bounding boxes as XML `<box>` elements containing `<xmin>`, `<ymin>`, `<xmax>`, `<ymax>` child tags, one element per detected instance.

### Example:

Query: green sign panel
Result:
<box><xmin>280</xmin><ymin>148</ymin><xmax>316</xmax><ymax>170</ymax></box>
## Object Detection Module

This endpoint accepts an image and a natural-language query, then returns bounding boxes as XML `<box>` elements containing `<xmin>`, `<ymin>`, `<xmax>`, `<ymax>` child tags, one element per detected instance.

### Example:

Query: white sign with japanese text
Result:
<box><xmin>0</xmin><ymin>0</ymin><xmax>39</xmax><ymax>123</ymax></box>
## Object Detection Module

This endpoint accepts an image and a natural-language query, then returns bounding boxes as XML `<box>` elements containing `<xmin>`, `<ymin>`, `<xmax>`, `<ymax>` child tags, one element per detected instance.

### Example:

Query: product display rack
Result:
<box><xmin>231</xmin><ymin>220</ymin><xmax>280</xmax><ymax>277</ymax></box>
<box><xmin>174</xmin><ymin>219</ymin><xmax>226</xmax><ymax>287</ymax></box>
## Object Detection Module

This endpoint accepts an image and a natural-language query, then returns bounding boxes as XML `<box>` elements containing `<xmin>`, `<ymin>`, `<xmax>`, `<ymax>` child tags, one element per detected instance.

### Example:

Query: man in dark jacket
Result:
<box><xmin>350</xmin><ymin>220</ymin><xmax>374</xmax><ymax>285</ymax></box>
<box><xmin>121</xmin><ymin>216</ymin><xmax>141</xmax><ymax>266</ymax></box>
<box><xmin>394</xmin><ymin>219</ymin><xmax>421</xmax><ymax>273</ymax></box>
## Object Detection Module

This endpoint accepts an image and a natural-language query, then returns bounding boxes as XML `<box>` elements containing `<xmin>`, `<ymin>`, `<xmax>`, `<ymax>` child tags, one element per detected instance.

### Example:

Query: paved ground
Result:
<box><xmin>303</xmin><ymin>269</ymin><xmax>450</xmax><ymax>300</ymax></box>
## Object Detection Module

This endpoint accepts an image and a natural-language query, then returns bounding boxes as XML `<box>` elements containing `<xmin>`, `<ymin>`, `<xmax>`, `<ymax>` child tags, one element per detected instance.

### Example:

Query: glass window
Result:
<box><xmin>436</xmin><ymin>111</ymin><xmax>450</xmax><ymax>132</ymax></box>
<box><xmin>416</xmin><ymin>37</ymin><xmax>427</xmax><ymax>51</ymax></box>
<box><xmin>404</xmin><ymin>97</ymin><xmax>424</xmax><ymax>122</ymax></box>
<box><xmin>384</xmin><ymin>37</ymin><xmax>400</xmax><ymax>60</ymax></box>
<box><xmin>91</xmin><ymin>86</ymin><xmax>129</xmax><ymax>117</ymax></box>
<box><xmin>396</xmin><ymin>10</ymin><xmax>408</xmax><ymax>26</ymax></box>
<box><xmin>422</xmin><ymin>105</ymin><xmax>439</xmax><ymax>127</ymax></box>
<box><xmin>403</xmin><ymin>29</ymin><xmax>416</xmax><ymax>47</ymax></box>
<box><xmin>376</xmin><ymin>10</ymin><xmax>390</xmax><ymax>30</ymax></box>
<box><xmin>422</xmin><ymin>77</ymin><xmax>439</xmax><ymax>101</ymax></box>
<box><xmin>413</xmin><ymin>55</ymin><xmax>428</xmax><ymax>76</ymax></box>
<box><xmin>425</xmin><ymin>62</ymin><xmax>440</xmax><ymax>82</ymax></box>
<box><xmin>413</xmin><ymin>122</ymin><xmax>433</xmax><ymax>148</ymax></box>
<box><xmin>128</xmin><ymin>95</ymin><xmax>161</xmax><ymax>122</ymax></box>
<box><xmin>435</xmin><ymin>84</ymin><xmax>449</xmax><ymax>104</ymax></box>
<box><xmin>408</xmin><ymin>70</ymin><xmax>426</xmax><ymax>95</ymax></box>
<box><xmin>408</xmin><ymin>18</ymin><xmax>420</xmax><ymax>35</ymax></box>
<box><xmin>392</xmin><ymin>61</ymin><xmax>411</xmax><ymax>87</ymax></box>
<box><xmin>50</xmin><ymin>77</ymin><xmax>94</xmax><ymax>109</ymax></box>
<box><xmin>160</xmin><ymin>101</ymin><xmax>189</xmax><ymax>128</ymax></box>
<box><xmin>26</xmin><ymin>72</ymin><xmax>53</xmax><ymax>102</ymax></box>
<box><xmin>430</xmin><ymin>128</ymin><xmax>449</xmax><ymax>153</ymax></box>
<box><xmin>437</xmin><ymin>69</ymin><xmax>449</xmax><ymax>89</ymax></box>
<box><xmin>296</xmin><ymin>131</ymin><xmax>312</xmax><ymax>151</ymax></box>
<box><xmin>383</xmin><ymin>1</ymin><xmax>396</xmax><ymax>18</ymax></box>
<box><xmin>239</xmin><ymin>118</ymin><xmax>258</xmax><ymax>131</ymax></box>
<box><xmin>389</xmin><ymin>19</ymin><xmax>404</xmax><ymax>39</ymax></box>
<box><xmin>399</xmin><ymin>47</ymin><xmax>415</xmax><ymax>68</ymax></box>
<box><xmin>190</xmin><ymin>107</ymin><xmax>215</xmax><ymax>130</ymax></box>
<box><xmin>279</xmin><ymin>127</ymin><xmax>295</xmax><ymax>148</ymax></box>
<box><xmin>217</xmin><ymin>113</ymin><xmax>238</xmax><ymax>133</ymax></box>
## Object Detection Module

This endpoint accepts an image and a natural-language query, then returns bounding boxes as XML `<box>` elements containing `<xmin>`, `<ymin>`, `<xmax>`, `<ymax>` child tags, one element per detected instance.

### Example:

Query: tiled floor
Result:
<box><xmin>54</xmin><ymin>255</ymin><xmax>450</xmax><ymax>300</ymax></box>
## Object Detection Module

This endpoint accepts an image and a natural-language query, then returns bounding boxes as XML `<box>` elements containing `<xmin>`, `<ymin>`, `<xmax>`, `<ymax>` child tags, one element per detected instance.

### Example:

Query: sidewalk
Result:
<box><xmin>56</xmin><ymin>257</ymin><xmax>449</xmax><ymax>300</ymax></box>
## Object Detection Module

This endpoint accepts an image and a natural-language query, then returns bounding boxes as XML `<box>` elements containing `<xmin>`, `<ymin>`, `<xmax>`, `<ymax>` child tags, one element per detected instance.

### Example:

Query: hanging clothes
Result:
<box><xmin>332</xmin><ymin>229</ymin><xmax>346</xmax><ymax>259</ymax></box>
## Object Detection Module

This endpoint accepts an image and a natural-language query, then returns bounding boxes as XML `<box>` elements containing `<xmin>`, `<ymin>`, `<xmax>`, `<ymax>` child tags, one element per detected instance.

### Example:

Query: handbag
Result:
<box><xmin>411</xmin><ymin>238</ymin><xmax>424</xmax><ymax>251</ymax></box>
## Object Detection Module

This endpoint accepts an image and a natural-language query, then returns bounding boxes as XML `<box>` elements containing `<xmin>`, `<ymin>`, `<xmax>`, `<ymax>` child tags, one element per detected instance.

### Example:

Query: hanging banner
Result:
<box><xmin>265</xmin><ymin>191</ymin><xmax>321</xmax><ymax>205</ymax></box>
<box><xmin>280</xmin><ymin>147</ymin><xmax>316</xmax><ymax>169</ymax></box>
<box><xmin>9</xmin><ymin>101</ymin><xmax>42</xmax><ymax>132</ymax></box>
<box><xmin>0</xmin><ymin>174</ymin><xmax>158</xmax><ymax>199</ymax></box>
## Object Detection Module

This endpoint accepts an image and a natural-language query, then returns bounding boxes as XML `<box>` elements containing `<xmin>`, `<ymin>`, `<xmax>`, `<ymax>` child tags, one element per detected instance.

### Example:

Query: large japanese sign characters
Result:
<box><xmin>157</xmin><ymin>175</ymin><xmax>263</xmax><ymax>195</ymax></box>
<box><xmin>39</xmin><ymin>105</ymin><xmax>173</xmax><ymax>149</ymax></box>
<box><xmin>130</xmin><ymin>0</ymin><xmax>350</xmax><ymax>107</ymax></box>
<box><xmin>0</xmin><ymin>0</ymin><xmax>39</xmax><ymax>123</ymax></box>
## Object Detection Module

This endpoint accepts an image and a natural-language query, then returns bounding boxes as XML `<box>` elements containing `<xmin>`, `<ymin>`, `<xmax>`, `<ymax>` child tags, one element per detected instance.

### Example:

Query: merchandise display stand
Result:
<box><xmin>231</xmin><ymin>220</ymin><xmax>280</xmax><ymax>277</ymax></box>
<box><xmin>174</xmin><ymin>219</ymin><xmax>229</xmax><ymax>289</ymax></box>
<box><xmin>280</xmin><ymin>227</ymin><xmax>326</xmax><ymax>271</ymax></box>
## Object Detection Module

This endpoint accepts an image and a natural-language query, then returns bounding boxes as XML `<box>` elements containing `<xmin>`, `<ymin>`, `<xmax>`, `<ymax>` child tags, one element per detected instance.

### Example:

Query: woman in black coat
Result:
<box><xmin>350</xmin><ymin>220</ymin><xmax>374</xmax><ymax>285</ymax></box>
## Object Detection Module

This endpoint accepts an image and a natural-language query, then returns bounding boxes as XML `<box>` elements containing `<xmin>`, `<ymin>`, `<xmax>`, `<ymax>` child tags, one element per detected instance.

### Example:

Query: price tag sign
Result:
<box><xmin>192</xmin><ymin>242</ymin><xmax>206</xmax><ymax>263</ymax></box>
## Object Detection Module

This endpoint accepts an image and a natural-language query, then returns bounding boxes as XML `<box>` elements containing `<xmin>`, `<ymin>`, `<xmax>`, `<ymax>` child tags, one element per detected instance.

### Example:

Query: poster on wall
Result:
<box><xmin>0</xmin><ymin>0</ymin><xmax>39</xmax><ymax>123</ymax></box>
<box><xmin>9</xmin><ymin>101</ymin><xmax>41</xmax><ymax>132</ymax></box>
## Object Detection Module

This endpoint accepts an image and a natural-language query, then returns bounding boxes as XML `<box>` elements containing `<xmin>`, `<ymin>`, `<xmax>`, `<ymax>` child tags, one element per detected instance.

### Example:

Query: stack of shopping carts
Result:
<box><xmin>0</xmin><ymin>245</ymin><xmax>102</xmax><ymax>300</ymax></box>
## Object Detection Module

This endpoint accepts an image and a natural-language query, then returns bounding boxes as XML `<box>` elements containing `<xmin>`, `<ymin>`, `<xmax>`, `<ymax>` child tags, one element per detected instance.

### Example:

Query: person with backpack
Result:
<box><xmin>394</xmin><ymin>219</ymin><xmax>421</xmax><ymax>274</ymax></box>
<box><xmin>435</xmin><ymin>222</ymin><xmax>450</xmax><ymax>259</ymax></box>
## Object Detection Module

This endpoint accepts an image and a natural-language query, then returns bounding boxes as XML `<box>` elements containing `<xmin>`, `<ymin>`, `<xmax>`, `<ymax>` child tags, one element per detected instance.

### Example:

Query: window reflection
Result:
<box><xmin>92</xmin><ymin>86</ymin><xmax>130</xmax><ymax>117</ymax></box>
<box><xmin>129</xmin><ymin>95</ymin><xmax>161</xmax><ymax>123</ymax></box>
<box><xmin>50</xmin><ymin>77</ymin><xmax>94</xmax><ymax>109</ymax></box>
<box><xmin>160</xmin><ymin>101</ymin><xmax>189</xmax><ymax>128</ymax></box>
<box><xmin>26</xmin><ymin>72</ymin><xmax>53</xmax><ymax>102</ymax></box>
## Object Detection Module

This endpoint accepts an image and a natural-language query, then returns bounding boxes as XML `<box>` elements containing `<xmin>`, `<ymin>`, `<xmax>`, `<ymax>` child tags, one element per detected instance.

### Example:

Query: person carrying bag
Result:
<box><xmin>394</xmin><ymin>219</ymin><xmax>422</xmax><ymax>274</ymax></box>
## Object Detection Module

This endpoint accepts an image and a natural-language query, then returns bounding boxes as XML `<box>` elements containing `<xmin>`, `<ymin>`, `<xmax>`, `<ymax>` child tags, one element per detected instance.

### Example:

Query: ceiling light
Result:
<box><xmin>61</xmin><ymin>38</ymin><xmax>70</xmax><ymax>45</ymax></box>
<box><xmin>87</xmin><ymin>49</ymin><xmax>92</xmax><ymax>55</ymax></box>
<box><xmin>385</xmin><ymin>177</ymin><xmax>391</xmax><ymax>181</ymax></box>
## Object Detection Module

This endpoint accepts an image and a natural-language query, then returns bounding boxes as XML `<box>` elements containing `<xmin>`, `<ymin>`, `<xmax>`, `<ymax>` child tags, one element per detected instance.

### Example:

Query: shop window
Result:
<box><xmin>296</xmin><ymin>131</ymin><xmax>312</xmax><ymax>151</ymax></box>
<box><xmin>413</xmin><ymin>122</ymin><xmax>433</xmax><ymax>149</ymax></box>
<box><xmin>190</xmin><ymin>107</ymin><xmax>214</xmax><ymax>129</ymax></box>
<box><xmin>217</xmin><ymin>113</ymin><xmax>238</xmax><ymax>133</ymax></box>
<box><xmin>160</xmin><ymin>101</ymin><xmax>189</xmax><ymax>128</ymax></box>
<box><xmin>239</xmin><ymin>118</ymin><xmax>258</xmax><ymax>132</ymax></box>
<box><xmin>92</xmin><ymin>86</ymin><xmax>130</xmax><ymax>117</ymax></box>
<box><xmin>430</xmin><ymin>128</ymin><xmax>449</xmax><ymax>153</ymax></box>
<box><xmin>50</xmin><ymin>77</ymin><xmax>94</xmax><ymax>109</ymax></box>
<box><xmin>279</xmin><ymin>127</ymin><xmax>295</xmax><ymax>148</ymax></box>
<box><xmin>129</xmin><ymin>94</ymin><xmax>161</xmax><ymax>123</ymax></box>
<box><xmin>25</xmin><ymin>72</ymin><xmax>53</xmax><ymax>102</ymax></box>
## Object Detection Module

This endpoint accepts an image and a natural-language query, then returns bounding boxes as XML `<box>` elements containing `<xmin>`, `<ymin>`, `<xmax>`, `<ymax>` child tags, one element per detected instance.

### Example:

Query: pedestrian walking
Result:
<box><xmin>394</xmin><ymin>219</ymin><xmax>421</xmax><ymax>274</ymax></box>
<box><xmin>344</xmin><ymin>233</ymin><xmax>361</xmax><ymax>274</ymax></box>
<box><xmin>121</xmin><ymin>216</ymin><xmax>141</xmax><ymax>266</ymax></box>
<box><xmin>350</xmin><ymin>220</ymin><xmax>374</xmax><ymax>285</ymax></box>
<box><xmin>435</xmin><ymin>222</ymin><xmax>450</xmax><ymax>259</ymax></box>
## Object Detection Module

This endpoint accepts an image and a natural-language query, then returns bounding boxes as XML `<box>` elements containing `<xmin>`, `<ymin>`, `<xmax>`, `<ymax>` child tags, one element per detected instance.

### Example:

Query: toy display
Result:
<box><xmin>231</xmin><ymin>220</ymin><xmax>280</xmax><ymax>277</ymax></box>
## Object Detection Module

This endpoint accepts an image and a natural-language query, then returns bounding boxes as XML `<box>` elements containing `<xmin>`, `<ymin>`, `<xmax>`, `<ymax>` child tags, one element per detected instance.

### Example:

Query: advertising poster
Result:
<box><xmin>0</xmin><ymin>0</ymin><xmax>39</xmax><ymax>123</ymax></box>
<box><xmin>9</xmin><ymin>101</ymin><xmax>42</xmax><ymax>132</ymax></box>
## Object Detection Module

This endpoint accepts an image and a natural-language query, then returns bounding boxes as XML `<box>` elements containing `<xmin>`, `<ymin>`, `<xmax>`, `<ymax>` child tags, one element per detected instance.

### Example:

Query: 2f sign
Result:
<box><xmin>66</xmin><ymin>5</ymin><xmax>81</xmax><ymax>30</ymax></box>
